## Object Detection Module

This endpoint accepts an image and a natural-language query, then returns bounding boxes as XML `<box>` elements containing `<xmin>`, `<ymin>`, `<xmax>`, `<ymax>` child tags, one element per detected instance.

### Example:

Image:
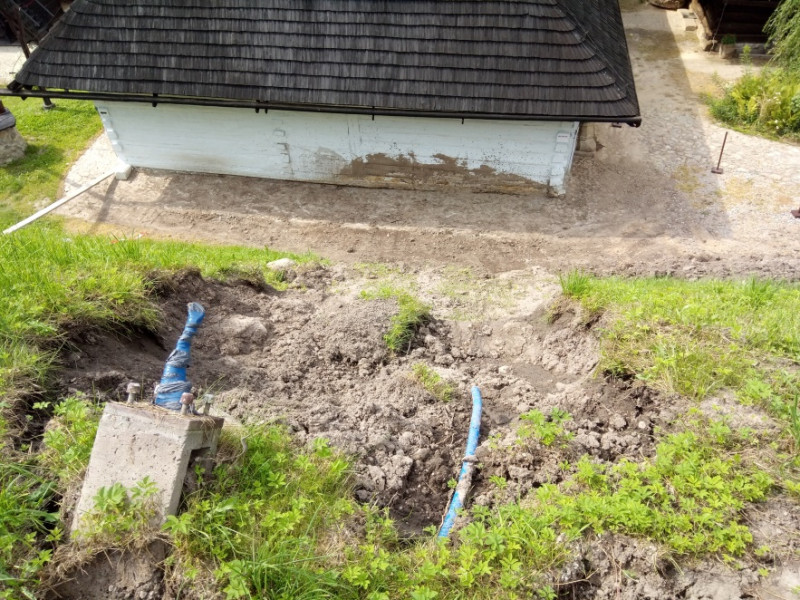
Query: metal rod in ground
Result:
<box><xmin>711</xmin><ymin>131</ymin><xmax>728</xmax><ymax>174</ymax></box>
<box><xmin>3</xmin><ymin>170</ymin><xmax>115</xmax><ymax>235</ymax></box>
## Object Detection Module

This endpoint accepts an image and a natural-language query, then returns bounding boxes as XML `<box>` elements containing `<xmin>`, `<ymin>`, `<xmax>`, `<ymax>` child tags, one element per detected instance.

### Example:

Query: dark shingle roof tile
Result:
<box><xmin>11</xmin><ymin>0</ymin><xmax>640</xmax><ymax>120</ymax></box>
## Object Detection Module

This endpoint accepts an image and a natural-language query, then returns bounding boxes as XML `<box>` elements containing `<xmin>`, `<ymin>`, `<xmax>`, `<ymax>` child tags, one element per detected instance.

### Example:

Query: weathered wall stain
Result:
<box><xmin>338</xmin><ymin>152</ymin><xmax>545</xmax><ymax>194</ymax></box>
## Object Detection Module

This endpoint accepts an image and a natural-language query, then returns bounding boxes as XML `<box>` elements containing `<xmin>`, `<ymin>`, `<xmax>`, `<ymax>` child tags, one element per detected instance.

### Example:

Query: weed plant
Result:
<box><xmin>517</xmin><ymin>408</ymin><xmax>574</xmax><ymax>448</ymax></box>
<box><xmin>38</xmin><ymin>394</ymin><xmax>101</xmax><ymax>488</ymax></box>
<box><xmin>537</xmin><ymin>415</ymin><xmax>773</xmax><ymax>558</ymax></box>
<box><xmin>360</xmin><ymin>285</ymin><xmax>431</xmax><ymax>352</ymax></box>
<box><xmin>411</xmin><ymin>363</ymin><xmax>455</xmax><ymax>402</ymax></box>
<box><xmin>76</xmin><ymin>478</ymin><xmax>161</xmax><ymax>548</ymax></box>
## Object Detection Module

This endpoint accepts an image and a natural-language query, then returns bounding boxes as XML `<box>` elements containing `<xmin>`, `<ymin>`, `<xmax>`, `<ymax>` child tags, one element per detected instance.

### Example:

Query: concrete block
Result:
<box><xmin>72</xmin><ymin>402</ymin><xmax>224</xmax><ymax>535</ymax></box>
<box><xmin>115</xmin><ymin>160</ymin><xmax>134</xmax><ymax>180</ymax></box>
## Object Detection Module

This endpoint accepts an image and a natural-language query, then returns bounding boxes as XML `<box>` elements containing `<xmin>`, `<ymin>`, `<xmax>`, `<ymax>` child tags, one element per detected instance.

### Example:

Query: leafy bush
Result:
<box><xmin>765</xmin><ymin>0</ymin><xmax>800</xmax><ymax>71</ymax></box>
<box><xmin>708</xmin><ymin>68</ymin><xmax>800</xmax><ymax>139</ymax></box>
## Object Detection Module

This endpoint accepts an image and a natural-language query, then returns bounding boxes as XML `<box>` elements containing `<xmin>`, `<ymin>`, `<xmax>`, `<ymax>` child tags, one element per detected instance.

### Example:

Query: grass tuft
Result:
<box><xmin>361</xmin><ymin>285</ymin><xmax>431</xmax><ymax>353</ymax></box>
<box><xmin>411</xmin><ymin>363</ymin><xmax>455</xmax><ymax>402</ymax></box>
<box><xmin>558</xmin><ymin>269</ymin><xmax>592</xmax><ymax>299</ymax></box>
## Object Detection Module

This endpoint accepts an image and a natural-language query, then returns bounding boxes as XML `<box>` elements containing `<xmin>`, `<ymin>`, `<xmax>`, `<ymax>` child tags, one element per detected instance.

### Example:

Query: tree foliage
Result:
<box><xmin>766</xmin><ymin>0</ymin><xmax>800</xmax><ymax>70</ymax></box>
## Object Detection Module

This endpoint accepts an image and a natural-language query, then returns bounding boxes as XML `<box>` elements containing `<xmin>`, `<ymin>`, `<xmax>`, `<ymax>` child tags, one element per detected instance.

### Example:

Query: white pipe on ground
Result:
<box><xmin>2</xmin><ymin>170</ymin><xmax>115</xmax><ymax>235</ymax></box>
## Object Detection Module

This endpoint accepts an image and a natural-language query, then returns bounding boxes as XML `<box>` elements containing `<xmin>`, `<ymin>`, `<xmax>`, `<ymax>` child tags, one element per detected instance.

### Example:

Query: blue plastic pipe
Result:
<box><xmin>438</xmin><ymin>385</ymin><xmax>483</xmax><ymax>538</ymax></box>
<box><xmin>154</xmin><ymin>302</ymin><xmax>205</xmax><ymax>410</ymax></box>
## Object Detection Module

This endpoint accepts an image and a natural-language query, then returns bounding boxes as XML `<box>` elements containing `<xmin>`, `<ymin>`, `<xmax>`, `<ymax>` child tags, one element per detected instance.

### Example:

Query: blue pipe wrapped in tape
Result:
<box><xmin>439</xmin><ymin>385</ymin><xmax>483</xmax><ymax>538</ymax></box>
<box><xmin>154</xmin><ymin>302</ymin><xmax>205</xmax><ymax>411</ymax></box>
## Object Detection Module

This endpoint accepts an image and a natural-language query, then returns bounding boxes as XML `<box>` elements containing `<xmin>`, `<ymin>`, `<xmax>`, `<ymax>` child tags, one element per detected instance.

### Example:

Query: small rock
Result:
<box><xmin>267</xmin><ymin>257</ymin><xmax>297</xmax><ymax>270</ymax></box>
<box><xmin>434</xmin><ymin>353</ymin><xmax>454</xmax><ymax>366</ymax></box>
<box><xmin>507</xmin><ymin>465</ymin><xmax>533</xmax><ymax>481</ymax></box>
<box><xmin>609</xmin><ymin>415</ymin><xmax>627</xmax><ymax>430</ymax></box>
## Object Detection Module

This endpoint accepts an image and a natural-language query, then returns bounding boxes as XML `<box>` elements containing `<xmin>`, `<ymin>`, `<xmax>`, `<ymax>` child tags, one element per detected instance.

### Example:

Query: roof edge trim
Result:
<box><xmin>0</xmin><ymin>88</ymin><xmax>642</xmax><ymax>126</ymax></box>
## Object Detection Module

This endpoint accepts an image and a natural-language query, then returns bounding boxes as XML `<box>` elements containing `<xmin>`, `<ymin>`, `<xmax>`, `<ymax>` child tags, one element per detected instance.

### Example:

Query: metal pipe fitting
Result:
<box><xmin>200</xmin><ymin>394</ymin><xmax>215</xmax><ymax>416</ymax></box>
<box><xmin>126</xmin><ymin>382</ymin><xmax>141</xmax><ymax>404</ymax></box>
<box><xmin>180</xmin><ymin>392</ymin><xmax>195</xmax><ymax>416</ymax></box>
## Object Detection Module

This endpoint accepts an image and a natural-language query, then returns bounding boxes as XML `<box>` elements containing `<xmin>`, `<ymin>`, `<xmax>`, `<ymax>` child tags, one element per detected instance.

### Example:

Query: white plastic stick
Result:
<box><xmin>3</xmin><ymin>170</ymin><xmax>115</xmax><ymax>235</ymax></box>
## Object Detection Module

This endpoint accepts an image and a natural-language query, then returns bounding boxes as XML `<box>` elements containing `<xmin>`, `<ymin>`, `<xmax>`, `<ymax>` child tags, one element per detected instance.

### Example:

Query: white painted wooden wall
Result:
<box><xmin>95</xmin><ymin>102</ymin><xmax>578</xmax><ymax>194</ymax></box>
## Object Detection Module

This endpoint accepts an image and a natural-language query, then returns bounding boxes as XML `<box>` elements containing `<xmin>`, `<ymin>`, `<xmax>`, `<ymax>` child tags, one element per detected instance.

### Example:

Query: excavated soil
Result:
<box><xmin>53</xmin><ymin>264</ymin><xmax>800</xmax><ymax>599</ymax></box>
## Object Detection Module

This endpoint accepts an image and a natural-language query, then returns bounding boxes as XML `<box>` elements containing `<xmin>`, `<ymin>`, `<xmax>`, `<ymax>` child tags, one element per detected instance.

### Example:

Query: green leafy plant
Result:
<box><xmin>163</xmin><ymin>425</ymin><xmax>355</xmax><ymax>599</ymax></box>
<box><xmin>38</xmin><ymin>394</ymin><xmax>101</xmax><ymax>487</ymax></box>
<box><xmin>412</xmin><ymin>363</ymin><xmax>455</xmax><ymax>403</ymax></box>
<box><xmin>517</xmin><ymin>408</ymin><xmax>574</xmax><ymax>448</ymax></box>
<box><xmin>534</xmin><ymin>417</ymin><xmax>773</xmax><ymax>557</ymax></box>
<box><xmin>76</xmin><ymin>477</ymin><xmax>160</xmax><ymax>547</ymax></box>
<box><xmin>0</xmin><ymin>461</ymin><xmax>58</xmax><ymax>600</ymax></box>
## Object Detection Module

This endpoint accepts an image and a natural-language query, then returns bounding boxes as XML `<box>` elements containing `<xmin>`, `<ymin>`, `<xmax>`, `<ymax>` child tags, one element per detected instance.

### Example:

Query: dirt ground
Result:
<box><xmin>37</xmin><ymin>3</ymin><xmax>800</xmax><ymax>600</ymax></box>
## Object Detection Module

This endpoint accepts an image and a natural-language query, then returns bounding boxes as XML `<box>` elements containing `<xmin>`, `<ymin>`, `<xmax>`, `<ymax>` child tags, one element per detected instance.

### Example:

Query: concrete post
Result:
<box><xmin>71</xmin><ymin>402</ymin><xmax>224</xmax><ymax>535</ymax></box>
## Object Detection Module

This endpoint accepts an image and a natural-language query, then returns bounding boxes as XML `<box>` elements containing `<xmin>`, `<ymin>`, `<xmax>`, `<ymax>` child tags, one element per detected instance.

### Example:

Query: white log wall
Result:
<box><xmin>95</xmin><ymin>102</ymin><xmax>578</xmax><ymax>194</ymax></box>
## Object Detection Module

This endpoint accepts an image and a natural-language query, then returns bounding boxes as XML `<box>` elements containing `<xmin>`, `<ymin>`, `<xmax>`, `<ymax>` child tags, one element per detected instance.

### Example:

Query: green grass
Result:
<box><xmin>563</xmin><ymin>275</ymin><xmax>800</xmax><ymax>402</ymax></box>
<box><xmin>0</xmin><ymin>460</ymin><xmax>58</xmax><ymax>599</ymax></box>
<box><xmin>360</xmin><ymin>285</ymin><xmax>431</xmax><ymax>353</ymax></box>
<box><xmin>164</xmin><ymin>430</ymin><xmax>356</xmax><ymax>600</ymax></box>
<box><xmin>411</xmin><ymin>363</ymin><xmax>455</xmax><ymax>403</ymax></box>
<box><xmin>0</xmin><ymin>98</ymin><xmax>103</xmax><ymax>213</ymax></box>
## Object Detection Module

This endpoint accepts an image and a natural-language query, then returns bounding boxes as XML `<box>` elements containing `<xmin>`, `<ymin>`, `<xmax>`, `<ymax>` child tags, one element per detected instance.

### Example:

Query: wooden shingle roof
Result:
<box><xmin>9</xmin><ymin>0</ymin><xmax>641</xmax><ymax>122</ymax></box>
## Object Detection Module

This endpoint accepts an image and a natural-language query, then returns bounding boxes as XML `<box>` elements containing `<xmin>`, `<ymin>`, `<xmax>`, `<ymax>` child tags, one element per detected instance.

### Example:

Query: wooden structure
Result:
<box><xmin>693</xmin><ymin>0</ymin><xmax>779</xmax><ymax>44</ymax></box>
<box><xmin>6</xmin><ymin>0</ymin><xmax>641</xmax><ymax>196</ymax></box>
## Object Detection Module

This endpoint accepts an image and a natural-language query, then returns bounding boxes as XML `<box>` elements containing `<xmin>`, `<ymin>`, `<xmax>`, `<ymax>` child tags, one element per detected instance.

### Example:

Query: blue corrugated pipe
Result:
<box><xmin>154</xmin><ymin>302</ymin><xmax>205</xmax><ymax>411</ymax></box>
<box><xmin>438</xmin><ymin>385</ymin><xmax>483</xmax><ymax>538</ymax></box>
